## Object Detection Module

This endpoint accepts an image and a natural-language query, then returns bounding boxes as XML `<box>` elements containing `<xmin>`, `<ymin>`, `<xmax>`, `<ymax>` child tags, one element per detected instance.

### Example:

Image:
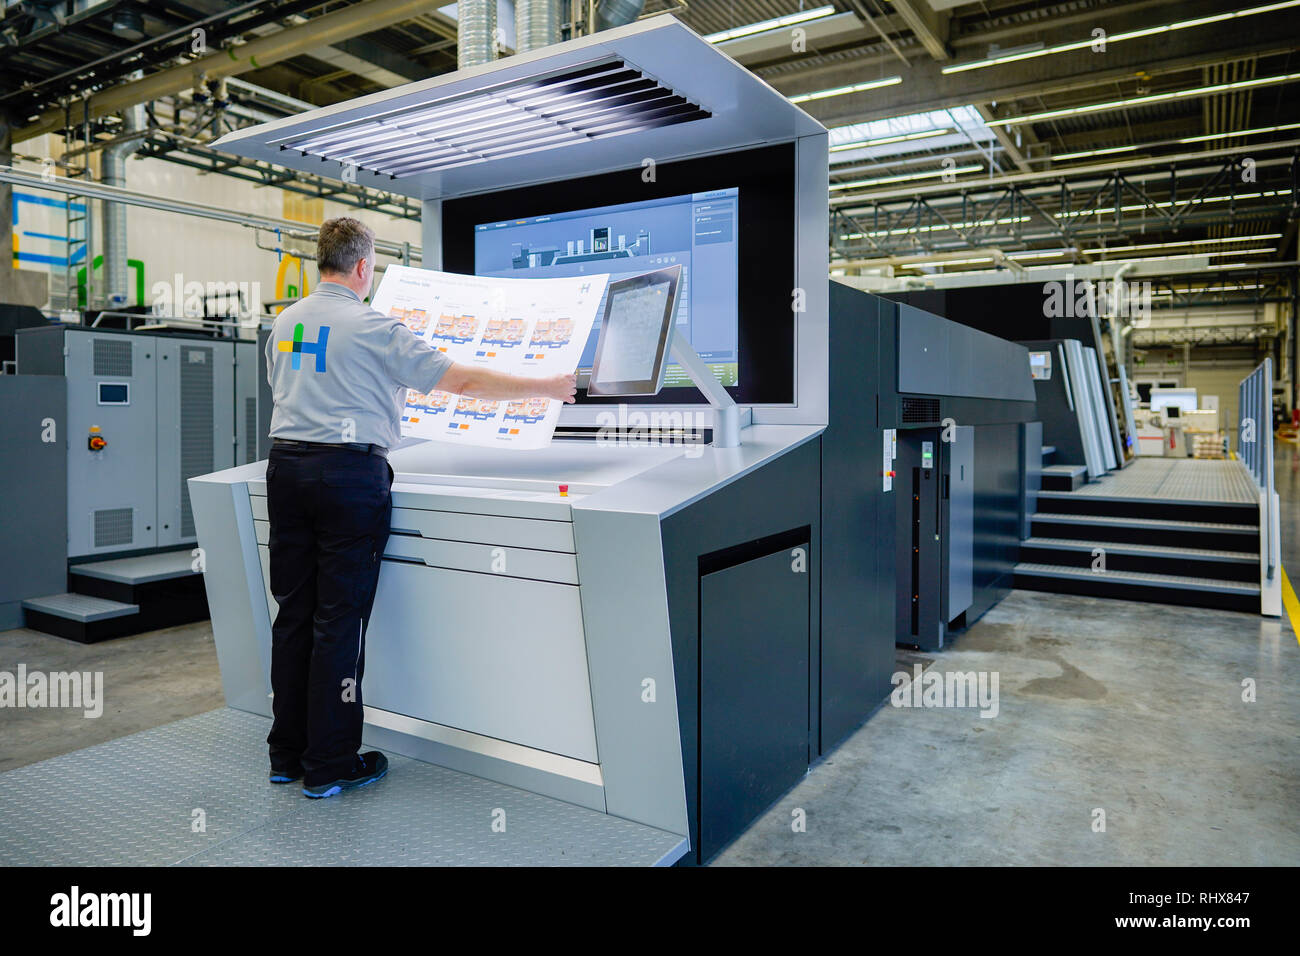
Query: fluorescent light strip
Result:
<box><xmin>831</xmin><ymin>164</ymin><xmax>983</xmax><ymax>191</ymax></box>
<box><xmin>704</xmin><ymin>5</ymin><xmax>836</xmax><ymax>43</ymax></box>
<box><xmin>836</xmin><ymin>190</ymin><xmax>1292</xmax><ymax>241</ymax></box>
<box><xmin>790</xmin><ymin>76</ymin><xmax>901</xmax><ymax>103</ymax></box>
<box><xmin>987</xmin><ymin>72</ymin><xmax>1300</xmax><ymax>128</ymax></box>
<box><xmin>943</xmin><ymin>1</ymin><xmax>1300</xmax><ymax>74</ymax></box>
<box><xmin>1081</xmin><ymin>234</ymin><xmax>1281</xmax><ymax>254</ymax></box>
<box><xmin>1052</xmin><ymin>122</ymin><xmax>1300</xmax><ymax>161</ymax></box>
<box><xmin>830</xmin><ymin>128</ymin><xmax>953</xmax><ymax>152</ymax></box>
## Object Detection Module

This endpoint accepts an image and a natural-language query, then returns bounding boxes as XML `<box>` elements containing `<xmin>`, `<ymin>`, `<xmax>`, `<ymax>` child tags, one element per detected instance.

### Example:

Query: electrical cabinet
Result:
<box><xmin>17</xmin><ymin>326</ymin><xmax>258</xmax><ymax>558</ymax></box>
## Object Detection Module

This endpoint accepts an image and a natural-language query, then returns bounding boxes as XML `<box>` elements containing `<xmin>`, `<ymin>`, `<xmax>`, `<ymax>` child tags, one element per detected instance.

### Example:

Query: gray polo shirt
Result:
<box><xmin>265</xmin><ymin>281</ymin><xmax>453</xmax><ymax>449</ymax></box>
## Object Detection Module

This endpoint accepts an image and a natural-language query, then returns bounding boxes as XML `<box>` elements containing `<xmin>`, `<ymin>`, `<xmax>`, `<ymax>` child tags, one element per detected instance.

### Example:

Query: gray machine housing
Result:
<box><xmin>16</xmin><ymin>324</ymin><xmax>260</xmax><ymax>559</ymax></box>
<box><xmin>192</xmin><ymin>15</ymin><xmax>1041</xmax><ymax>866</ymax></box>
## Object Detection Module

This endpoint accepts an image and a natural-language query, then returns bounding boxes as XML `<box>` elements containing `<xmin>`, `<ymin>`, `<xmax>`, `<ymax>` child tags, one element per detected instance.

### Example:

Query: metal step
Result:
<box><xmin>1021</xmin><ymin>537</ymin><xmax>1257</xmax><ymax>563</ymax></box>
<box><xmin>1031</xmin><ymin>512</ymin><xmax>1256</xmax><ymax>533</ymax></box>
<box><xmin>1041</xmin><ymin>445</ymin><xmax>1057</xmax><ymax>457</ymax></box>
<box><xmin>21</xmin><ymin>592</ymin><xmax>139</xmax><ymax>622</ymax></box>
<box><xmin>1015</xmin><ymin>562</ymin><xmax>1260</xmax><ymax>595</ymax></box>
<box><xmin>70</xmin><ymin>549</ymin><xmax>198</xmax><ymax>586</ymax></box>
<box><xmin>1041</xmin><ymin>463</ymin><xmax>1086</xmax><ymax>491</ymax></box>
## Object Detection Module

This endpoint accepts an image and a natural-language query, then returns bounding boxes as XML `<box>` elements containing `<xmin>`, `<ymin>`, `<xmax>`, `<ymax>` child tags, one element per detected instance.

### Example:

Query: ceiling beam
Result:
<box><xmin>889</xmin><ymin>0</ymin><xmax>950</xmax><ymax>62</ymax></box>
<box><xmin>777</xmin><ymin>0</ymin><xmax>1300</xmax><ymax>128</ymax></box>
<box><xmin>12</xmin><ymin>0</ymin><xmax>442</xmax><ymax>144</ymax></box>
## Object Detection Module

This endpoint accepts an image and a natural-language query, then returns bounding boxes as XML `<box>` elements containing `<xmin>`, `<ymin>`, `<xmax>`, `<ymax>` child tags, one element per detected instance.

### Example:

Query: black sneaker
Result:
<box><xmin>302</xmin><ymin>751</ymin><xmax>389</xmax><ymax>799</ymax></box>
<box><xmin>269</xmin><ymin>764</ymin><xmax>302</xmax><ymax>784</ymax></box>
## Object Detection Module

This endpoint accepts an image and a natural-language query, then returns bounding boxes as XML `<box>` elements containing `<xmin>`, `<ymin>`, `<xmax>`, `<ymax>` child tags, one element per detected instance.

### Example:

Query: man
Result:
<box><xmin>264</xmin><ymin>216</ymin><xmax>576</xmax><ymax>799</ymax></box>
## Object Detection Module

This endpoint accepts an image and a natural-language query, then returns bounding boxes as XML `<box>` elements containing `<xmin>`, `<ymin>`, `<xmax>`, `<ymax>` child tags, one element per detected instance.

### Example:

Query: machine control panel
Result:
<box><xmin>882</xmin><ymin>428</ymin><xmax>897</xmax><ymax>491</ymax></box>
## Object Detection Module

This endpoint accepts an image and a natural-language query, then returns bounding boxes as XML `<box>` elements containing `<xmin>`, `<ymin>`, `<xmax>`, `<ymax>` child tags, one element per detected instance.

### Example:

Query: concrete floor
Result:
<box><xmin>2</xmin><ymin>453</ymin><xmax>1298</xmax><ymax>865</ymax></box>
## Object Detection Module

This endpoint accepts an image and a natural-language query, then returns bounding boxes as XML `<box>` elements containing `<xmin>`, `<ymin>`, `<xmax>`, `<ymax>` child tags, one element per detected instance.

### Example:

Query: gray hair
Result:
<box><xmin>317</xmin><ymin>217</ymin><xmax>375</xmax><ymax>275</ymax></box>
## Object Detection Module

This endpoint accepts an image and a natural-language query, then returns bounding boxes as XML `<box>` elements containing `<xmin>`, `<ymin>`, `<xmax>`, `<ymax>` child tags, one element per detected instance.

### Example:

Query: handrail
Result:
<box><xmin>1238</xmin><ymin>359</ymin><xmax>1278</xmax><ymax>580</ymax></box>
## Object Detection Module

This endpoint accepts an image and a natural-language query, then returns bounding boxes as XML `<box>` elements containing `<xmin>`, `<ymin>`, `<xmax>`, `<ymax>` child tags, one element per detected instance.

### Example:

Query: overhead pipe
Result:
<box><xmin>594</xmin><ymin>0</ymin><xmax>645</xmax><ymax>31</ymax></box>
<box><xmin>101</xmin><ymin>77</ymin><xmax>147</xmax><ymax>308</ymax></box>
<box><xmin>458</xmin><ymin>0</ymin><xmax>498</xmax><ymax>68</ymax></box>
<box><xmin>515</xmin><ymin>0</ymin><xmax>561</xmax><ymax>53</ymax></box>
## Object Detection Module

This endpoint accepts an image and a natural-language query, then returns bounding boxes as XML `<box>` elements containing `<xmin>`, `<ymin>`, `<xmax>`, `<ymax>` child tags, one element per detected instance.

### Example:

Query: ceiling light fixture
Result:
<box><xmin>830</xmin><ymin>164</ymin><xmax>983</xmax><ymax>191</ymax></box>
<box><xmin>790</xmin><ymin>76</ymin><xmax>902</xmax><ymax>103</ymax></box>
<box><xmin>943</xmin><ymin>1</ymin><xmax>1300</xmax><ymax>74</ymax></box>
<box><xmin>986</xmin><ymin>72</ymin><xmax>1300</xmax><ymax>128</ymax></box>
<box><xmin>704</xmin><ymin>6</ymin><xmax>837</xmax><ymax>43</ymax></box>
<box><xmin>1052</xmin><ymin>122</ymin><xmax>1300</xmax><ymax>161</ymax></box>
<box><xmin>830</xmin><ymin>127</ymin><xmax>954</xmax><ymax>152</ymax></box>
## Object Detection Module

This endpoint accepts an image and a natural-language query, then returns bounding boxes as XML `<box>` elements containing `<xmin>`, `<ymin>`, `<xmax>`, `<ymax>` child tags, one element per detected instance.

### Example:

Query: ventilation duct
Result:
<box><xmin>101</xmin><ymin>90</ymin><xmax>145</xmax><ymax>309</ymax></box>
<box><xmin>595</xmin><ymin>0</ymin><xmax>645</xmax><ymax>32</ymax></box>
<box><xmin>516</xmin><ymin>0</ymin><xmax>560</xmax><ymax>53</ymax></box>
<box><xmin>459</xmin><ymin>0</ymin><xmax>498</xmax><ymax>69</ymax></box>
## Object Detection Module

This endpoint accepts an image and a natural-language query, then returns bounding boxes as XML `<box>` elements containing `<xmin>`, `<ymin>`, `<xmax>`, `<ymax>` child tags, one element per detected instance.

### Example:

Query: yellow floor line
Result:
<box><xmin>1281</xmin><ymin>566</ymin><xmax>1300</xmax><ymax>645</ymax></box>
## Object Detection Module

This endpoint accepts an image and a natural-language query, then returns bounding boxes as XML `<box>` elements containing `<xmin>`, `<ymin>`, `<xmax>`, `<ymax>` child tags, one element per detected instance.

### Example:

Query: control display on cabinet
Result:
<box><xmin>97</xmin><ymin>382</ymin><xmax>130</xmax><ymax>405</ymax></box>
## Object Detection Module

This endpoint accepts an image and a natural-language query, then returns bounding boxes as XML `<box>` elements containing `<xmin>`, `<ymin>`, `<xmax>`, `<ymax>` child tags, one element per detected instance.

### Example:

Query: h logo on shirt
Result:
<box><xmin>278</xmin><ymin>322</ymin><xmax>330</xmax><ymax>372</ymax></box>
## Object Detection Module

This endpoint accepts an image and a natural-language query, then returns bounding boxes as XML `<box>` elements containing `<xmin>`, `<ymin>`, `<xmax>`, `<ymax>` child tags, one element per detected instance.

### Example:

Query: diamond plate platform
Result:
<box><xmin>1063</xmin><ymin>459</ymin><xmax>1257</xmax><ymax>504</ymax></box>
<box><xmin>0</xmin><ymin>709</ymin><xmax>687</xmax><ymax>867</ymax></box>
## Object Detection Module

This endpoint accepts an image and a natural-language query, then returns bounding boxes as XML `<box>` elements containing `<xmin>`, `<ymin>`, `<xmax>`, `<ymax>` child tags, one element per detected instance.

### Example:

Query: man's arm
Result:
<box><xmin>438</xmin><ymin>364</ymin><xmax>577</xmax><ymax>404</ymax></box>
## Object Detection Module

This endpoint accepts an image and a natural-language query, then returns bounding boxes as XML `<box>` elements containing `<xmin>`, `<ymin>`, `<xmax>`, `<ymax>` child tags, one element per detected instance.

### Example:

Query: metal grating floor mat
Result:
<box><xmin>1065</xmin><ymin>459</ymin><xmax>1257</xmax><ymax>504</ymax></box>
<box><xmin>0</xmin><ymin>708</ymin><xmax>686</xmax><ymax>867</ymax></box>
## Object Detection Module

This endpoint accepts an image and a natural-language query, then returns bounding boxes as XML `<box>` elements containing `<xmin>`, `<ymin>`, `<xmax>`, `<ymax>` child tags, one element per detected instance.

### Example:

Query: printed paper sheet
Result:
<box><xmin>371</xmin><ymin>265</ymin><xmax>609</xmax><ymax>449</ymax></box>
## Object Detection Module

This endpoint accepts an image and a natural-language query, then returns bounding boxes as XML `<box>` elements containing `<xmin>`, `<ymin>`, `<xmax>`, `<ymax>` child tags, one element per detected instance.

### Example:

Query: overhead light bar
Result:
<box><xmin>274</xmin><ymin>58</ymin><xmax>711</xmax><ymax>179</ymax></box>
<box><xmin>987</xmin><ymin>72</ymin><xmax>1300</xmax><ymax>128</ymax></box>
<box><xmin>1052</xmin><ymin>122</ymin><xmax>1300</xmax><ymax>161</ymax></box>
<box><xmin>944</xmin><ymin>1</ymin><xmax>1300</xmax><ymax>74</ymax></box>
<box><xmin>704</xmin><ymin>6</ymin><xmax>836</xmax><ymax>43</ymax></box>
<box><xmin>790</xmin><ymin>76</ymin><xmax>901</xmax><ymax>104</ymax></box>
<box><xmin>830</xmin><ymin>127</ymin><xmax>953</xmax><ymax>152</ymax></box>
<box><xmin>830</xmin><ymin>164</ymin><xmax>982</xmax><ymax>191</ymax></box>
<box><xmin>1081</xmin><ymin>235</ymin><xmax>1280</xmax><ymax>255</ymax></box>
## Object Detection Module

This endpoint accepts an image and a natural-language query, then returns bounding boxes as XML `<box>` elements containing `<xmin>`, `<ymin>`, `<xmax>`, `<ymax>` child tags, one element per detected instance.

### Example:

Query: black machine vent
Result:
<box><xmin>180</xmin><ymin>347</ymin><xmax>215</xmax><ymax>537</ymax></box>
<box><xmin>94</xmin><ymin>507</ymin><xmax>133</xmax><ymax>548</ymax></box>
<box><xmin>901</xmin><ymin>397</ymin><xmax>941</xmax><ymax>423</ymax></box>
<box><xmin>92</xmin><ymin>338</ymin><xmax>133</xmax><ymax>377</ymax></box>
<box><xmin>275</xmin><ymin>58</ymin><xmax>712</xmax><ymax>180</ymax></box>
<box><xmin>245</xmin><ymin>397</ymin><xmax>258</xmax><ymax>464</ymax></box>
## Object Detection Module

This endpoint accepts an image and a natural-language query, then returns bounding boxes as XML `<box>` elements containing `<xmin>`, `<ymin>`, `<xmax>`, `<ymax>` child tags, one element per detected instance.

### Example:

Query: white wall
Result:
<box><xmin>12</xmin><ymin>135</ymin><xmax>421</xmax><ymax>315</ymax></box>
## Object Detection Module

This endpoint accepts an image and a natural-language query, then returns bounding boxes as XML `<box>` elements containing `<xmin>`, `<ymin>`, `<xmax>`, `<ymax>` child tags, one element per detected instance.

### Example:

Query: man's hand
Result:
<box><xmin>540</xmin><ymin>373</ymin><xmax>578</xmax><ymax>404</ymax></box>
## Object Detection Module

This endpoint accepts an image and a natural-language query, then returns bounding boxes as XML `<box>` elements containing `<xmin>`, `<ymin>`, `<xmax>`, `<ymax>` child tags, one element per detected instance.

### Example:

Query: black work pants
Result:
<box><xmin>264</xmin><ymin>443</ymin><xmax>392</xmax><ymax>785</ymax></box>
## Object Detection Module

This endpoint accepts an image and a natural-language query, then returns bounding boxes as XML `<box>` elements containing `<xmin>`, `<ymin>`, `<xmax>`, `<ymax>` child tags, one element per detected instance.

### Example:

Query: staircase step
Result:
<box><xmin>1014</xmin><ymin>562</ymin><xmax>1260</xmax><ymax>612</ymax></box>
<box><xmin>1030</xmin><ymin>512</ymin><xmax>1259</xmax><ymax>552</ymax></box>
<box><xmin>1034</xmin><ymin>490</ymin><xmax>1258</xmax><ymax>524</ymax></box>
<box><xmin>1041</xmin><ymin>464</ymin><xmax>1086</xmax><ymax>491</ymax></box>
<box><xmin>1041</xmin><ymin>445</ymin><xmax>1057</xmax><ymax>457</ymax></box>
<box><xmin>70</xmin><ymin>549</ymin><xmax>198</xmax><ymax>586</ymax></box>
<box><xmin>22</xmin><ymin>593</ymin><xmax>139</xmax><ymax>621</ymax></box>
<box><xmin>1020</xmin><ymin>537</ymin><xmax>1259</xmax><ymax>582</ymax></box>
<box><xmin>22</xmin><ymin>592</ymin><xmax>147</xmax><ymax>643</ymax></box>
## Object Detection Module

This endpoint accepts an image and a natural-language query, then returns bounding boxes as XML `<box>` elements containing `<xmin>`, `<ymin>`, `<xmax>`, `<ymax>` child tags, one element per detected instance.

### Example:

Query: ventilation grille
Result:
<box><xmin>93</xmin><ymin>338</ymin><xmax>133</xmax><ymax>377</ymax></box>
<box><xmin>245</xmin><ymin>397</ymin><xmax>258</xmax><ymax>464</ymax></box>
<box><xmin>180</xmin><ymin>347</ymin><xmax>215</xmax><ymax>537</ymax></box>
<box><xmin>94</xmin><ymin>508</ymin><xmax>134</xmax><ymax>548</ymax></box>
<box><xmin>901</xmin><ymin>397</ymin><xmax>941</xmax><ymax>423</ymax></box>
<box><xmin>275</xmin><ymin>58</ymin><xmax>712</xmax><ymax>179</ymax></box>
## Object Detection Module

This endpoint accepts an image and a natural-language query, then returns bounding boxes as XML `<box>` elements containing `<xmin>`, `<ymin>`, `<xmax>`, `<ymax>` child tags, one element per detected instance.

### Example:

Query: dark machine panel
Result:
<box><xmin>699</xmin><ymin>544</ymin><xmax>810</xmax><ymax>862</ymax></box>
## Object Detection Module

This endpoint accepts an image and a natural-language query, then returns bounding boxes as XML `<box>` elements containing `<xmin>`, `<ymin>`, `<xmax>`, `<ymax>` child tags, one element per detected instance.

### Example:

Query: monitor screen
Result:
<box><xmin>588</xmin><ymin>266</ymin><xmax>681</xmax><ymax>396</ymax></box>
<box><xmin>474</xmin><ymin>188</ymin><xmax>737</xmax><ymax>389</ymax></box>
<box><xmin>442</xmin><ymin>143</ymin><xmax>795</xmax><ymax>406</ymax></box>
